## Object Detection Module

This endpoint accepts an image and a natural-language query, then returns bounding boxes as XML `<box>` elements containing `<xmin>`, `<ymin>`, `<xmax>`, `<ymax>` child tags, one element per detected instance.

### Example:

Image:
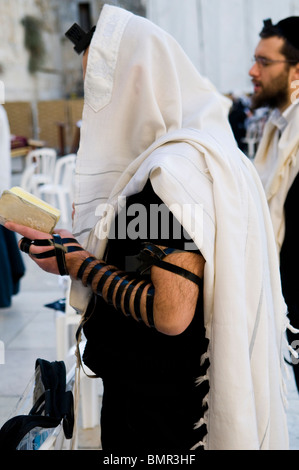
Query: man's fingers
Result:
<box><xmin>4</xmin><ymin>221</ymin><xmax>50</xmax><ymax>240</ymax></box>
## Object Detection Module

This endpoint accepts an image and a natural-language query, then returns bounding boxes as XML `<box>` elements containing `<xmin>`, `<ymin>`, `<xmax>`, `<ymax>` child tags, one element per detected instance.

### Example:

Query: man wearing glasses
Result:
<box><xmin>249</xmin><ymin>17</ymin><xmax>299</xmax><ymax>392</ymax></box>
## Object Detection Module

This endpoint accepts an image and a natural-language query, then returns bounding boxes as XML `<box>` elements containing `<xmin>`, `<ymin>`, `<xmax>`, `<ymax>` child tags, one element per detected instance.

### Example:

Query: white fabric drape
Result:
<box><xmin>71</xmin><ymin>5</ymin><xmax>289</xmax><ymax>450</ymax></box>
<box><xmin>254</xmin><ymin>102</ymin><xmax>299</xmax><ymax>254</ymax></box>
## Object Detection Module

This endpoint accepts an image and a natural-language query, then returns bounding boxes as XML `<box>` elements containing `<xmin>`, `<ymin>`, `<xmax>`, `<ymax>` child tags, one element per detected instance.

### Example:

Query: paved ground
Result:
<box><xmin>0</xmin><ymin>163</ymin><xmax>299</xmax><ymax>451</ymax></box>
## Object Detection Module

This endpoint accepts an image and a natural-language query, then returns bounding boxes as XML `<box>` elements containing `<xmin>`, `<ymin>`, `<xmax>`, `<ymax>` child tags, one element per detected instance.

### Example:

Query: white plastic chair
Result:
<box><xmin>39</xmin><ymin>154</ymin><xmax>76</xmax><ymax>224</ymax></box>
<box><xmin>55</xmin><ymin>278</ymin><xmax>101</xmax><ymax>431</ymax></box>
<box><xmin>25</xmin><ymin>148</ymin><xmax>57</xmax><ymax>196</ymax></box>
<box><xmin>20</xmin><ymin>162</ymin><xmax>38</xmax><ymax>193</ymax></box>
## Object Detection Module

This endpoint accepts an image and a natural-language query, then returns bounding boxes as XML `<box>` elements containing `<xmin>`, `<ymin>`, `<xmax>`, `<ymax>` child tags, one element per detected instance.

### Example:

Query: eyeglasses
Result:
<box><xmin>252</xmin><ymin>55</ymin><xmax>298</xmax><ymax>67</ymax></box>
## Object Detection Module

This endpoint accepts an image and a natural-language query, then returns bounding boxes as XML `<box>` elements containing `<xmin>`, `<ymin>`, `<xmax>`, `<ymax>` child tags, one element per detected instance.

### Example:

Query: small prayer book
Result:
<box><xmin>0</xmin><ymin>186</ymin><xmax>60</xmax><ymax>233</ymax></box>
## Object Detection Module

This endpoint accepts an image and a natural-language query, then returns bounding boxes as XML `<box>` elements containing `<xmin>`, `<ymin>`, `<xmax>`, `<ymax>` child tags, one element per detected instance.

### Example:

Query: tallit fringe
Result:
<box><xmin>285</xmin><ymin>317</ymin><xmax>299</xmax><ymax>359</ymax></box>
<box><xmin>202</xmin><ymin>392</ymin><xmax>209</xmax><ymax>408</ymax></box>
<box><xmin>286</xmin><ymin>322</ymin><xmax>299</xmax><ymax>335</ymax></box>
<box><xmin>281</xmin><ymin>316</ymin><xmax>299</xmax><ymax>409</ymax></box>
<box><xmin>200</xmin><ymin>351</ymin><xmax>209</xmax><ymax>366</ymax></box>
<box><xmin>195</xmin><ymin>374</ymin><xmax>209</xmax><ymax>386</ymax></box>
<box><xmin>190</xmin><ymin>436</ymin><xmax>207</xmax><ymax>451</ymax></box>
<box><xmin>192</xmin><ymin>348</ymin><xmax>211</xmax><ymax>451</ymax></box>
<box><xmin>288</xmin><ymin>344</ymin><xmax>299</xmax><ymax>359</ymax></box>
<box><xmin>194</xmin><ymin>413</ymin><xmax>208</xmax><ymax>430</ymax></box>
<box><xmin>192</xmin><ymin>316</ymin><xmax>292</xmax><ymax>451</ymax></box>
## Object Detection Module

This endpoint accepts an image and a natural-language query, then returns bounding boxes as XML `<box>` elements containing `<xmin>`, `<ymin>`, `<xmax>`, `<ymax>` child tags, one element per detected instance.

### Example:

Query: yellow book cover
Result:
<box><xmin>0</xmin><ymin>186</ymin><xmax>60</xmax><ymax>233</ymax></box>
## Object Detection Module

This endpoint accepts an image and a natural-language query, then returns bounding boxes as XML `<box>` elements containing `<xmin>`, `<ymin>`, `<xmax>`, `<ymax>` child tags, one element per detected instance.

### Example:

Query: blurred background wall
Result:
<box><xmin>147</xmin><ymin>0</ymin><xmax>299</xmax><ymax>94</ymax></box>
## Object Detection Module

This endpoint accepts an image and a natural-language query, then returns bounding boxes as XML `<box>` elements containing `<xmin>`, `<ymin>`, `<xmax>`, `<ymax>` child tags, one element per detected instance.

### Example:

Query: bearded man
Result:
<box><xmin>249</xmin><ymin>17</ymin><xmax>299</xmax><ymax>391</ymax></box>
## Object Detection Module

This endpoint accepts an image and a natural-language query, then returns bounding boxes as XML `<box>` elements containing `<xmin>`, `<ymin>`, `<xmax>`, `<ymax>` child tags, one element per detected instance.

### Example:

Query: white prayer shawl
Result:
<box><xmin>71</xmin><ymin>5</ymin><xmax>289</xmax><ymax>450</ymax></box>
<box><xmin>254</xmin><ymin>102</ymin><xmax>299</xmax><ymax>254</ymax></box>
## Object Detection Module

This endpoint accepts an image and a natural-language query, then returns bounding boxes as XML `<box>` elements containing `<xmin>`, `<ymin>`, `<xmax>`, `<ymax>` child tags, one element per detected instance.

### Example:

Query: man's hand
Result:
<box><xmin>4</xmin><ymin>221</ymin><xmax>89</xmax><ymax>276</ymax></box>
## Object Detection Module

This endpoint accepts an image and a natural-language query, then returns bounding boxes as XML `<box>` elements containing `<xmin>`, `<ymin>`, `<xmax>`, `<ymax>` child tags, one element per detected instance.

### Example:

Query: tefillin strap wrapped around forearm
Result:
<box><xmin>76</xmin><ymin>257</ymin><xmax>155</xmax><ymax>328</ymax></box>
<box><xmin>137</xmin><ymin>242</ymin><xmax>203</xmax><ymax>288</ymax></box>
<box><xmin>76</xmin><ymin>242</ymin><xmax>202</xmax><ymax>329</ymax></box>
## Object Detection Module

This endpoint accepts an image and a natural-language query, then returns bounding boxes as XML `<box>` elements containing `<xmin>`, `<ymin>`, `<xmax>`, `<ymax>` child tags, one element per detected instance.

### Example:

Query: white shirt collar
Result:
<box><xmin>269</xmin><ymin>108</ymin><xmax>288</xmax><ymax>133</ymax></box>
<box><xmin>269</xmin><ymin>101</ymin><xmax>299</xmax><ymax>132</ymax></box>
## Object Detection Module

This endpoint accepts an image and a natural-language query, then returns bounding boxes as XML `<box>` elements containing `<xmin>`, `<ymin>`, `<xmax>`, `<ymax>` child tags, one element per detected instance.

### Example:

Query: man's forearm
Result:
<box><xmin>69</xmin><ymin>248</ymin><xmax>204</xmax><ymax>336</ymax></box>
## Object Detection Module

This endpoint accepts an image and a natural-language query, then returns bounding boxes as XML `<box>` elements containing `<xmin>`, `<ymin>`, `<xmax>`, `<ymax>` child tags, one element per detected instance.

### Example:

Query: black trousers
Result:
<box><xmin>100</xmin><ymin>378</ymin><xmax>207</xmax><ymax>452</ymax></box>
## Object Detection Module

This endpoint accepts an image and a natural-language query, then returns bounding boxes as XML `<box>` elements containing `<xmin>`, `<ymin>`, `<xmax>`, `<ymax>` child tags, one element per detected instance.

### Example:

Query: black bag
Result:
<box><xmin>0</xmin><ymin>358</ymin><xmax>74</xmax><ymax>450</ymax></box>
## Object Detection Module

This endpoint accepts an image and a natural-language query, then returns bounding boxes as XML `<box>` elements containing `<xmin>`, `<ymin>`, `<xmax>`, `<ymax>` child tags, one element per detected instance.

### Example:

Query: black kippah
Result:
<box><xmin>262</xmin><ymin>17</ymin><xmax>299</xmax><ymax>51</ymax></box>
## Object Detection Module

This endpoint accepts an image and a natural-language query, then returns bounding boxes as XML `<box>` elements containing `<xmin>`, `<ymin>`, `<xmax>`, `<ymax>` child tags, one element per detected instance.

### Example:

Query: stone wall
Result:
<box><xmin>147</xmin><ymin>0</ymin><xmax>299</xmax><ymax>94</ymax></box>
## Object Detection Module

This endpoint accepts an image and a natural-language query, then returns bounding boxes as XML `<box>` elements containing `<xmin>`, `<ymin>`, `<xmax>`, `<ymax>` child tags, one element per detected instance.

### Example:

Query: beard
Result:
<box><xmin>251</xmin><ymin>69</ymin><xmax>290</xmax><ymax>110</ymax></box>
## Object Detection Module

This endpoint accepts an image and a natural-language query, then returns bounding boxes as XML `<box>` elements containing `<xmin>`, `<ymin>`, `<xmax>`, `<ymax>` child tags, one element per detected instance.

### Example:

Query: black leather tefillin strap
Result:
<box><xmin>137</xmin><ymin>242</ymin><xmax>203</xmax><ymax>288</ymax></box>
<box><xmin>20</xmin><ymin>234</ymin><xmax>84</xmax><ymax>276</ymax></box>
